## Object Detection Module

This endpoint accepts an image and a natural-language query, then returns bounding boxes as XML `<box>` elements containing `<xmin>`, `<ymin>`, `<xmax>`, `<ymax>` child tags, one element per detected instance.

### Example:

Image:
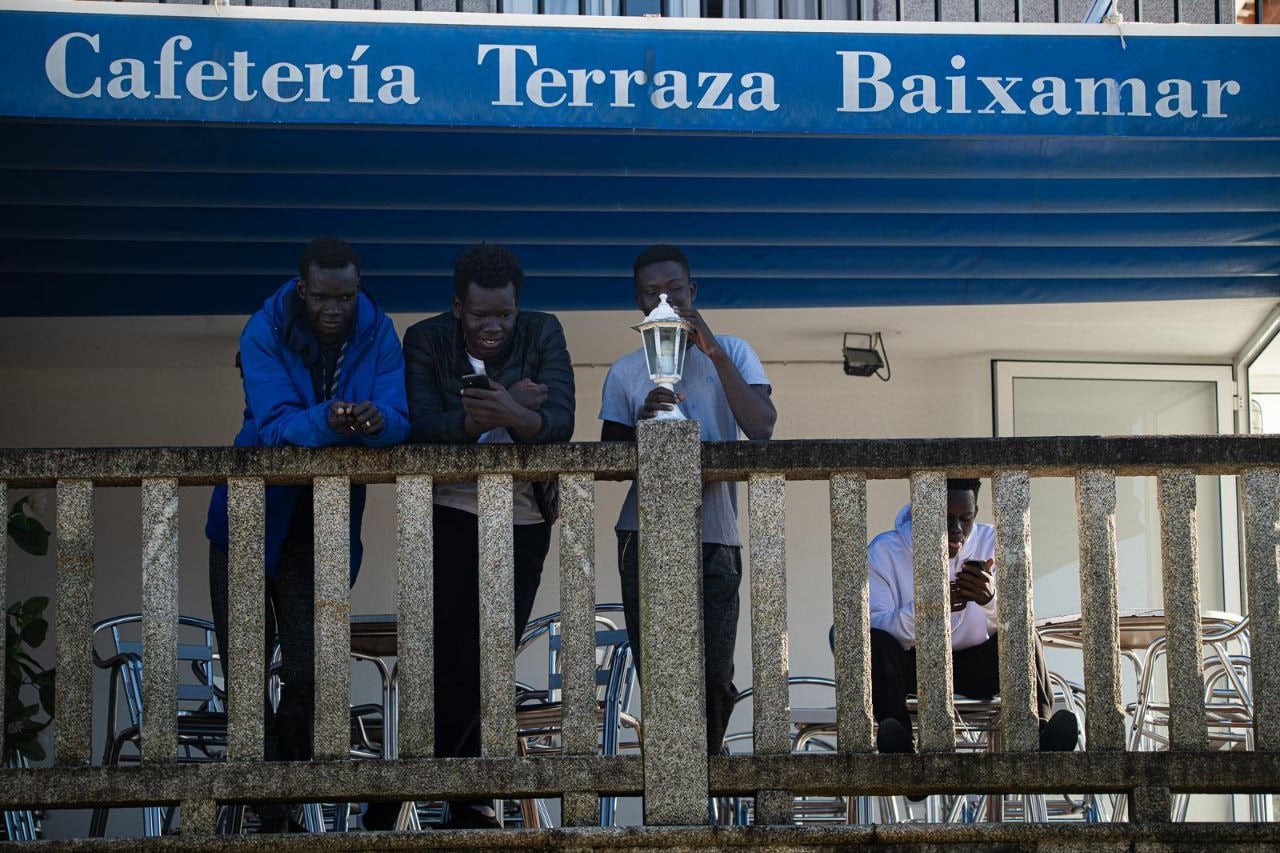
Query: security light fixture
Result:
<box><xmin>843</xmin><ymin>332</ymin><xmax>891</xmax><ymax>382</ymax></box>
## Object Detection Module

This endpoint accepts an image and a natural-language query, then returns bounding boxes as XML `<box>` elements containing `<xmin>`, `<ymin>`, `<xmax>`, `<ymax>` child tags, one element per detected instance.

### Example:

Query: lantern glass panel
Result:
<box><xmin>643</xmin><ymin>327</ymin><xmax>661</xmax><ymax>378</ymax></box>
<box><xmin>655</xmin><ymin>325</ymin><xmax>681</xmax><ymax>377</ymax></box>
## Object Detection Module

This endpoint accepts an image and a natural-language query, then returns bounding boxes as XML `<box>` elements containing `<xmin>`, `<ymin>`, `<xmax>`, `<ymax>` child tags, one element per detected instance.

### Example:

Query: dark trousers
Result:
<box><xmin>617</xmin><ymin>531</ymin><xmax>742</xmax><ymax>757</ymax></box>
<box><xmin>364</xmin><ymin>506</ymin><xmax>551</xmax><ymax>830</ymax></box>
<box><xmin>209</xmin><ymin>538</ymin><xmax>317</xmax><ymax>765</ymax></box>
<box><xmin>869</xmin><ymin>628</ymin><xmax>1055</xmax><ymax>731</ymax></box>
<box><xmin>431</xmin><ymin>504</ymin><xmax>550</xmax><ymax>759</ymax></box>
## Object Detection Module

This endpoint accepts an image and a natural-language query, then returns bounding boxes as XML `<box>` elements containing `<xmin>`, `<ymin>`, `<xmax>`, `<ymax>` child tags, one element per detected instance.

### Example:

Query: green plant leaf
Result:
<box><xmin>6</xmin><ymin>509</ymin><xmax>49</xmax><ymax>557</ymax></box>
<box><xmin>20</xmin><ymin>618</ymin><xmax>47</xmax><ymax>648</ymax></box>
<box><xmin>21</xmin><ymin>597</ymin><xmax>48</xmax><ymax>616</ymax></box>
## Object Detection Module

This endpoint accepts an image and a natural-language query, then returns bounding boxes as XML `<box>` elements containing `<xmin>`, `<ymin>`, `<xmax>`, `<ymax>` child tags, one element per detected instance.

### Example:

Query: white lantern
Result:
<box><xmin>632</xmin><ymin>293</ymin><xmax>690</xmax><ymax>421</ymax></box>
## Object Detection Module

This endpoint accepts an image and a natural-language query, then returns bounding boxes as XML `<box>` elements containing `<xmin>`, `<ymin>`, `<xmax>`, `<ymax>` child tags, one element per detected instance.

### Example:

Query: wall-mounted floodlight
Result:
<box><xmin>843</xmin><ymin>332</ymin><xmax>891</xmax><ymax>382</ymax></box>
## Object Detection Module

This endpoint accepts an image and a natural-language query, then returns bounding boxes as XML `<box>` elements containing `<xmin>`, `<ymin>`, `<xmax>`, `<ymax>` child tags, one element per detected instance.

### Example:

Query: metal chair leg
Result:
<box><xmin>301</xmin><ymin>803</ymin><xmax>326</xmax><ymax>833</ymax></box>
<box><xmin>395</xmin><ymin>800</ymin><xmax>418</xmax><ymax>831</ymax></box>
<box><xmin>218</xmin><ymin>804</ymin><xmax>246</xmax><ymax>834</ymax></box>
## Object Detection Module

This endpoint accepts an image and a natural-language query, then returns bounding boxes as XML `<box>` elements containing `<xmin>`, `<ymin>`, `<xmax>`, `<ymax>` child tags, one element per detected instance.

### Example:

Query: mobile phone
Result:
<box><xmin>461</xmin><ymin>373</ymin><xmax>490</xmax><ymax>391</ymax></box>
<box><xmin>961</xmin><ymin>559</ymin><xmax>986</xmax><ymax>572</ymax></box>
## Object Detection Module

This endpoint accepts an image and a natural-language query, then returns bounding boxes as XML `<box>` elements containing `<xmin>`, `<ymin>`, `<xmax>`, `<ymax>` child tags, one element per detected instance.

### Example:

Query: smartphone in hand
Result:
<box><xmin>461</xmin><ymin>373</ymin><xmax>490</xmax><ymax>391</ymax></box>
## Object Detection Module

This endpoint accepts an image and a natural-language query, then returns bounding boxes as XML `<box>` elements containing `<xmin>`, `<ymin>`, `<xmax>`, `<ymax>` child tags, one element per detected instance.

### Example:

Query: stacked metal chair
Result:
<box><xmin>88</xmin><ymin>614</ymin><xmax>228</xmax><ymax>837</ymax></box>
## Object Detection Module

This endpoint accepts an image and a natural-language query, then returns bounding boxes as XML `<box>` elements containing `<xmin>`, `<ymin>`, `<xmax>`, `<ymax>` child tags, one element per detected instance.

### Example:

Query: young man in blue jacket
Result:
<box><xmin>204</xmin><ymin>237</ymin><xmax>409</xmax><ymax>833</ymax></box>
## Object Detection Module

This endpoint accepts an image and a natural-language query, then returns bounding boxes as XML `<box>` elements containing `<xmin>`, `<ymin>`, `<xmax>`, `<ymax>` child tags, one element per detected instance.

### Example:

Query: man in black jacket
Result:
<box><xmin>390</xmin><ymin>243</ymin><xmax>574</xmax><ymax>829</ymax></box>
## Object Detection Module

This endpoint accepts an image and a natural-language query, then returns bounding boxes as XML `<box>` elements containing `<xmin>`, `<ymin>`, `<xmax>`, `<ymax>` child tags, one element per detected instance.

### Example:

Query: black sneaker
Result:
<box><xmin>438</xmin><ymin>803</ymin><xmax>501</xmax><ymax>830</ymax></box>
<box><xmin>361</xmin><ymin>800</ymin><xmax>402</xmax><ymax>831</ymax></box>
<box><xmin>255</xmin><ymin>805</ymin><xmax>306</xmax><ymax>834</ymax></box>
<box><xmin>876</xmin><ymin>718</ymin><xmax>914</xmax><ymax>754</ymax></box>
<box><xmin>876</xmin><ymin>719</ymin><xmax>926</xmax><ymax>802</ymax></box>
<box><xmin>1039</xmin><ymin>709</ymin><xmax>1079</xmax><ymax>752</ymax></box>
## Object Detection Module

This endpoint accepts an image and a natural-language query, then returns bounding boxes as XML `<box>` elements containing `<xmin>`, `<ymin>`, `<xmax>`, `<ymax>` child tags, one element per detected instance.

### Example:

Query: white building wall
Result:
<box><xmin>5</xmin><ymin>298</ymin><xmax>1260</xmax><ymax>831</ymax></box>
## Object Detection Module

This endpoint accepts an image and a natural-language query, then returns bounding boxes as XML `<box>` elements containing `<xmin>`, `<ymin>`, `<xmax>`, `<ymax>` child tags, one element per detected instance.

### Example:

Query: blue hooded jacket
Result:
<box><xmin>205</xmin><ymin>278</ymin><xmax>410</xmax><ymax>580</ymax></box>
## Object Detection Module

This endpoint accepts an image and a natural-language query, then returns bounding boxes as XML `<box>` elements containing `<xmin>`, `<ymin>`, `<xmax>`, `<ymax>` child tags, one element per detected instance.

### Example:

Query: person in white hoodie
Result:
<box><xmin>868</xmin><ymin>478</ymin><xmax>1078</xmax><ymax>754</ymax></box>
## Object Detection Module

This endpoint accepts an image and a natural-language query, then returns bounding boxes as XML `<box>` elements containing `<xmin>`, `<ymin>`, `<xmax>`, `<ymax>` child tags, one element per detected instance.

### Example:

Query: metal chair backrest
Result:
<box><xmin>518</xmin><ymin>604</ymin><xmax>635</xmax><ymax>710</ymax></box>
<box><xmin>91</xmin><ymin>613</ymin><xmax>224</xmax><ymax>732</ymax></box>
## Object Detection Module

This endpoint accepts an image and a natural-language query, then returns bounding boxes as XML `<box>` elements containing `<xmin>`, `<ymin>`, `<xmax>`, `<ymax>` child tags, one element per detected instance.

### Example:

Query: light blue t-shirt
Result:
<box><xmin>599</xmin><ymin>335</ymin><xmax>770</xmax><ymax>547</ymax></box>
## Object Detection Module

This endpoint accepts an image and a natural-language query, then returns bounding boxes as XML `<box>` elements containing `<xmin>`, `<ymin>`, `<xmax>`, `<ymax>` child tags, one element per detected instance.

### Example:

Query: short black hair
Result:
<box><xmin>947</xmin><ymin>478</ymin><xmax>982</xmax><ymax>499</ymax></box>
<box><xmin>454</xmin><ymin>243</ymin><xmax>524</xmax><ymax>302</ymax></box>
<box><xmin>298</xmin><ymin>236</ymin><xmax>361</xmax><ymax>281</ymax></box>
<box><xmin>632</xmin><ymin>244</ymin><xmax>690</xmax><ymax>284</ymax></box>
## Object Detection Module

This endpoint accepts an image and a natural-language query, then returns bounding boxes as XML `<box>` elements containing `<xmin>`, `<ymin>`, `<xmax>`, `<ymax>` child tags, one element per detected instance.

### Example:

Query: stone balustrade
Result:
<box><xmin>0</xmin><ymin>427</ymin><xmax>1278</xmax><ymax>848</ymax></box>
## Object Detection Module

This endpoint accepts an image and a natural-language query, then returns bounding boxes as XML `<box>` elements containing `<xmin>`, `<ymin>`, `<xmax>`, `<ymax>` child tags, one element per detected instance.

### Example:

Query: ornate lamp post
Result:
<box><xmin>632</xmin><ymin>293</ymin><xmax>690</xmax><ymax>421</ymax></box>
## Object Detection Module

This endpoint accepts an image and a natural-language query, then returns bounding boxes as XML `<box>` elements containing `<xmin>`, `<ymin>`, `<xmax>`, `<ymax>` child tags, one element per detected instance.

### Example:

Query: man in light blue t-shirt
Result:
<box><xmin>600</xmin><ymin>244</ymin><xmax>777</xmax><ymax>757</ymax></box>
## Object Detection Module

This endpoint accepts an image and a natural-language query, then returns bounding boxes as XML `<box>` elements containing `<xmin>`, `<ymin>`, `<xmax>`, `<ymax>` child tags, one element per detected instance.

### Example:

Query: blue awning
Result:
<box><xmin>1</xmin><ymin>4</ymin><xmax>1277</xmax><ymax>316</ymax></box>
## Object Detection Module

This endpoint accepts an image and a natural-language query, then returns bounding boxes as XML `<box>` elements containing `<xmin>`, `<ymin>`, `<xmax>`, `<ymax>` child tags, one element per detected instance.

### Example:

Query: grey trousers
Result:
<box><xmin>617</xmin><ymin>531</ymin><xmax>742</xmax><ymax>756</ymax></box>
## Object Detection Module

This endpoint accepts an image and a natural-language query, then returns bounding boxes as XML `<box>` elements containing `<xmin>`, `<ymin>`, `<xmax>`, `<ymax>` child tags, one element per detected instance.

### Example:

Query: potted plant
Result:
<box><xmin>6</xmin><ymin>496</ymin><xmax>55</xmax><ymax>764</ymax></box>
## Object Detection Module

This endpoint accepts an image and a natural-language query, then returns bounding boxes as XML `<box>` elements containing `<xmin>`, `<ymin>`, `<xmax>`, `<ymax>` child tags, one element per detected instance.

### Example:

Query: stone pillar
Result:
<box><xmin>397</xmin><ymin>475</ymin><xmax>434</xmax><ymax>760</ymax></box>
<box><xmin>1157</xmin><ymin>469</ymin><xmax>1207</xmax><ymax>751</ymax></box>
<box><xmin>993</xmin><ymin>471</ymin><xmax>1038</xmax><ymax>753</ymax></box>
<box><xmin>830</xmin><ymin>472</ymin><xmax>874</xmax><ymax>755</ymax></box>
<box><xmin>0</xmin><ymin>482</ymin><xmax>7</xmax><ymax>747</ymax></box>
<box><xmin>54</xmin><ymin>479</ymin><xmax>94</xmax><ymax>766</ymax></box>
<box><xmin>312</xmin><ymin>476</ymin><xmax>352</xmax><ymax>761</ymax></box>
<box><xmin>1076</xmin><ymin>470</ymin><xmax>1125</xmax><ymax>752</ymax></box>
<box><xmin>636</xmin><ymin>419</ymin><xmax>707</xmax><ymax>825</ymax></box>
<box><xmin>478</xmin><ymin>474</ymin><xmax>516</xmax><ymax>758</ymax></box>
<box><xmin>141</xmin><ymin>478</ymin><xmax>179</xmax><ymax>764</ymax></box>
<box><xmin>559</xmin><ymin>472</ymin><xmax>600</xmax><ymax>827</ymax></box>
<box><xmin>1243</xmin><ymin>469</ymin><xmax>1280</xmax><ymax>751</ymax></box>
<box><xmin>749</xmin><ymin>473</ymin><xmax>791</xmax><ymax>824</ymax></box>
<box><xmin>182</xmin><ymin>799</ymin><xmax>218</xmax><ymax>836</ymax></box>
<box><xmin>910</xmin><ymin>471</ymin><xmax>955</xmax><ymax>753</ymax></box>
<box><xmin>227</xmin><ymin>477</ymin><xmax>266</xmax><ymax>762</ymax></box>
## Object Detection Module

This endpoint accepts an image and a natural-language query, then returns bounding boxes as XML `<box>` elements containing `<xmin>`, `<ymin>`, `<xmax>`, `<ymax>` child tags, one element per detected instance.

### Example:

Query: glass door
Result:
<box><xmin>993</xmin><ymin>361</ymin><xmax>1239</xmax><ymax>619</ymax></box>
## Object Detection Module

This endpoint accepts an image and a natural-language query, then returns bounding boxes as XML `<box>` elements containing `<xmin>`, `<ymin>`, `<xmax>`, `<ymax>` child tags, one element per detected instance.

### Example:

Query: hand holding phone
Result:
<box><xmin>954</xmin><ymin>559</ymin><xmax>995</xmax><ymax>607</ymax></box>
<box><xmin>461</xmin><ymin>373</ymin><xmax>490</xmax><ymax>391</ymax></box>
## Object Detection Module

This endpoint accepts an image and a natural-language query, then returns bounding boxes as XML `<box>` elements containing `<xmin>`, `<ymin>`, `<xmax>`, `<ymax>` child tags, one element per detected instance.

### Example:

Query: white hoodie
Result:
<box><xmin>868</xmin><ymin>503</ymin><xmax>998</xmax><ymax>652</ymax></box>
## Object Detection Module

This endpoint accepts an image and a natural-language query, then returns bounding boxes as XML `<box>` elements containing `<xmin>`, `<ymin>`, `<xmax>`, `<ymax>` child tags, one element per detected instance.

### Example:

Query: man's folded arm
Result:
<box><xmin>514</xmin><ymin>316</ymin><xmax>575</xmax><ymax>445</ymax></box>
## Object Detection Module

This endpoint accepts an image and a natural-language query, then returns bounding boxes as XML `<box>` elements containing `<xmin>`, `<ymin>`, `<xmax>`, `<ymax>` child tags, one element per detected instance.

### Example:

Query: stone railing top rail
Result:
<box><xmin>0</xmin><ymin>434</ymin><xmax>1276</xmax><ymax>487</ymax></box>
